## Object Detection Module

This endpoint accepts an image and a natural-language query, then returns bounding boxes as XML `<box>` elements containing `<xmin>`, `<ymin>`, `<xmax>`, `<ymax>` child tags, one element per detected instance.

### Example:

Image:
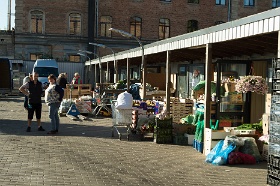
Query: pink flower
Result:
<box><xmin>235</xmin><ymin>76</ymin><xmax>268</xmax><ymax>95</ymax></box>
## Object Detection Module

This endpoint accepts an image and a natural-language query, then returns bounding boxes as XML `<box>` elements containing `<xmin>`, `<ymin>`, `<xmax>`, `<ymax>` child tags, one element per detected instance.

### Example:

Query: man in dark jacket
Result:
<box><xmin>19</xmin><ymin>72</ymin><xmax>45</xmax><ymax>132</ymax></box>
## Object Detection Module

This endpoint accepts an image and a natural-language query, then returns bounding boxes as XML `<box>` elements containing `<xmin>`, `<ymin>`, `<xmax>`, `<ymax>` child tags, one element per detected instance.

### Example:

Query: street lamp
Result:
<box><xmin>77</xmin><ymin>52</ymin><xmax>91</xmax><ymax>64</ymax></box>
<box><xmin>78</xmin><ymin>50</ymin><xmax>102</xmax><ymax>84</ymax></box>
<box><xmin>108</xmin><ymin>28</ymin><xmax>146</xmax><ymax>99</ymax></box>
<box><xmin>89</xmin><ymin>42</ymin><xmax>117</xmax><ymax>83</ymax></box>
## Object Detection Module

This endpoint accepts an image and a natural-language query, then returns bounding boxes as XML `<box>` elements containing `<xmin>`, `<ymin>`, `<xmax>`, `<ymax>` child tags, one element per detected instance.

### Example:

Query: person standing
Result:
<box><xmin>56</xmin><ymin>73</ymin><xmax>68</xmax><ymax>89</ymax></box>
<box><xmin>45</xmin><ymin>74</ymin><xmax>64</xmax><ymax>134</ymax></box>
<box><xmin>19</xmin><ymin>72</ymin><xmax>45</xmax><ymax>132</ymax></box>
<box><xmin>22</xmin><ymin>73</ymin><xmax>33</xmax><ymax>110</ymax></box>
<box><xmin>71</xmin><ymin>72</ymin><xmax>82</xmax><ymax>84</ymax></box>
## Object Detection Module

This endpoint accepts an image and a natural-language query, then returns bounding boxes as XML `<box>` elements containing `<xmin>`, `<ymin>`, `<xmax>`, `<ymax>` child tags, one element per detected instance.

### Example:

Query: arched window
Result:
<box><xmin>100</xmin><ymin>16</ymin><xmax>112</xmax><ymax>37</ymax></box>
<box><xmin>130</xmin><ymin>16</ymin><xmax>142</xmax><ymax>38</ymax></box>
<box><xmin>187</xmin><ymin>20</ymin><xmax>198</xmax><ymax>33</ymax></box>
<box><xmin>69</xmin><ymin>13</ymin><xmax>81</xmax><ymax>35</ymax></box>
<box><xmin>30</xmin><ymin>10</ymin><xmax>43</xmax><ymax>34</ymax></box>
<box><xmin>159</xmin><ymin>18</ymin><xmax>170</xmax><ymax>40</ymax></box>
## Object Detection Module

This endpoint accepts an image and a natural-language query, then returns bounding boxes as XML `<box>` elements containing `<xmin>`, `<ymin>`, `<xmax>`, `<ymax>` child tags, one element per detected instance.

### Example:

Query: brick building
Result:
<box><xmin>13</xmin><ymin>0</ymin><xmax>278</xmax><ymax>62</ymax></box>
<box><xmin>14</xmin><ymin>0</ymin><xmax>89</xmax><ymax>61</ymax></box>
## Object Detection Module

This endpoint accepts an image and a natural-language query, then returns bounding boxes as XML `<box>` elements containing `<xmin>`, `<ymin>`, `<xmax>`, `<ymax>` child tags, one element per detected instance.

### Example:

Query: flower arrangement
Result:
<box><xmin>235</xmin><ymin>76</ymin><xmax>268</xmax><ymax>95</ymax></box>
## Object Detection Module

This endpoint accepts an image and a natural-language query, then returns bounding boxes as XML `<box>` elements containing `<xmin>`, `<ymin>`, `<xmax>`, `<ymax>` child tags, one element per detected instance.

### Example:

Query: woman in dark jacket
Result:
<box><xmin>56</xmin><ymin>73</ymin><xmax>68</xmax><ymax>89</ymax></box>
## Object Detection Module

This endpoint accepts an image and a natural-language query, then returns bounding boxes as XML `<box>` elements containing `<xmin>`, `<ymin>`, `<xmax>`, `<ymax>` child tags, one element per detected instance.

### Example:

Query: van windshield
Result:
<box><xmin>34</xmin><ymin>67</ymin><xmax>59</xmax><ymax>77</ymax></box>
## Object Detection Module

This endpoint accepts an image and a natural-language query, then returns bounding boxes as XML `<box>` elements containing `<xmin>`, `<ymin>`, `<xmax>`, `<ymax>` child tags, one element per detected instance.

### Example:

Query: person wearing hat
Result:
<box><xmin>71</xmin><ymin>72</ymin><xmax>82</xmax><ymax>84</ymax></box>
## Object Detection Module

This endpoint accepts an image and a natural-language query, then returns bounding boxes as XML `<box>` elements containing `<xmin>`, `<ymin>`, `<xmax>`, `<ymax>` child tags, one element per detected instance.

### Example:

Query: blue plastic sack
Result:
<box><xmin>212</xmin><ymin>143</ymin><xmax>236</xmax><ymax>165</ymax></box>
<box><xmin>205</xmin><ymin>140</ymin><xmax>224</xmax><ymax>163</ymax></box>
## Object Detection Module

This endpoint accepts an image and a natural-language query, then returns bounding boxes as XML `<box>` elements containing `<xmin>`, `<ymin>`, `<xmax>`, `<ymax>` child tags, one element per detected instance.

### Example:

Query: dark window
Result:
<box><xmin>160</xmin><ymin>0</ymin><xmax>171</xmax><ymax>2</ymax></box>
<box><xmin>100</xmin><ymin>16</ymin><xmax>112</xmax><ymax>37</ymax></box>
<box><xmin>159</xmin><ymin>18</ymin><xmax>170</xmax><ymax>39</ymax></box>
<box><xmin>187</xmin><ymin>20</ymin><xmax>198</xmax><ymax>33</ymax></box>
<box><xmin>130</xmin><ymin>16</ymin><xmax>142</xmax><ymax>38</ymax></box>
<box><xmin>69</xmin><ymin>55</ymin><xmax>80</xmax><ymax>62</ymax></box>
<box><xmin>188</xmin><ymin>0</ymin><xmax>199</xmax><ymax>3</ymax></box>
<box><xmin>272</xmin><ymin>0</ymin><xmax>280</xmax><ymax>7</ymax></box>
<box><xmin>69</xmin><ymin>13</ymin><xmax>81</xmax><ymax>35</ymax></box>
<box><xmin>34</xmin><ymin>67</ymin><xmax>59</xmax><ymax>77</ymax></box>
<box><xmin>216</xmin><ymin>0</ymin><xmax>226</xmax><ymax>5</ymax></box>
<box><xmin>30</xmin><ymin>53</ymin><xmax>43</xmax><ymax>60</ymax></box>
<box><xmin>30</xmin><ymin>10</ymin><xmax>43</xmax><ymax>34</ymax></box>
<box><xmin>244</xmin><ymin>0</ymin><xmax>254</xmax><ymax>6</ymax></box>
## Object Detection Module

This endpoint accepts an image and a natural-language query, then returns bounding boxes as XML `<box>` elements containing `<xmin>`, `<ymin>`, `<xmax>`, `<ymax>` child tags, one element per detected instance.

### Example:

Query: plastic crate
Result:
<box><xmin>268</xmin><ymin>154</ymin><xmax>280</xmax><ymax>168</ymax></box>
<box><xmin>154</xmin><ymin>136</ymin><xmax>173</xmax><ymax>144</ymax></box>
<box><xmin>232</xmin><ymin>129</ymin><xmax>256</xmax><ymax>135</ymax></box>
<box><xmin>267</xmin><ymin>165</ymin><xmax>280</xmax><ymax>180</ymax></box>
<box><xmin>267</xmin><ymin>174</ymin><xmax>280</xmax><ymax>185</ymax></box>
<box><xmin>173</xmin><ymin>135</ymin><xmax>188</xmax><ymax>146</ymax></box>
<box><xmin>155</xmin><ymin>118</ymin><xmax>173</xmax><ymax>129</ymax></box>
<box><xmin>193</xmin><ymin>139</ymin><xmax>203</xmax><ymax>153</ymax></box>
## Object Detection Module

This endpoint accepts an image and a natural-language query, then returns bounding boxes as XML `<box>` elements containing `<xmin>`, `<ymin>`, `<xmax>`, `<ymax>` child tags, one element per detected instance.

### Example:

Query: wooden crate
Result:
<box><xmin>64</xmin><ymin>84</ymin><xmax>92</xmax><ymax>99</ymax></box>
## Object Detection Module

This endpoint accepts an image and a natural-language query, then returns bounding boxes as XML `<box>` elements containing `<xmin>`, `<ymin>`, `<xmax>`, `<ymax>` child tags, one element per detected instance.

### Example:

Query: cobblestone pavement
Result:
<box><xmin>0</xmin><ymin>96</ymin><xmax>268</xmax><ymax>186</ymax></box>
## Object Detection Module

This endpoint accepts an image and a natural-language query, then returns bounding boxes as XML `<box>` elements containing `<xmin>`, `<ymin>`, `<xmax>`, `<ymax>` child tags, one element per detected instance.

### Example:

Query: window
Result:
<box><xmin>69</xmin><ymin>55</ymin><xmax>80</xmax><ymax>62</ymax></box>
<box><xmin>272</xmin><ymin>0</ymin><xmax>280</xmax><ymax>7</ymax></box>
<box><xmin>188</xmin><ymin>0</ymin><xmax>199</xmax><ymax>3</ymax></box>
<box><xmin>69</xmin><ymin>13</ymin><xmax>81</xmax><ymax>35</ymax></box>
<box><xmin>244</xmin><ymin>0</ymin><xmax>254</xmax><ymax>6</ymax></box>
<box><xmin>130</xmin><ymin>16</ymin><xmax>142</xmax><ymax>38</ymax></box>
<box><xmin>187</xmin><ymin>20</ymin><xmax>198</xmax><ymax>33</ymax></box>
<box><xmin>160</xmin><ymin>0</ymin><xmax>171</xmax><ymax>2</ymax></box>
<box><xmin>30</xmin><ymin>10</ymin><xmax>43</xmax><ymax>34</ymax></box>
<box><xmin>30</xmin><ymin>53</ymin><xmax>43</xmax><ymax>60</ymax></box>
<box><xmin>100</xmin><ymin>16</ymin><xmax>112</xmax><ymax>37</ymax></box>
<box><xmin>159</xmin><ymin>18</ymin><xmax>170</xmax><ymax>39</ymax></box>
<box><xmin>216</xmin><ymin>0</ymin><xmax>226</xmax><ymax>5</ymax></box>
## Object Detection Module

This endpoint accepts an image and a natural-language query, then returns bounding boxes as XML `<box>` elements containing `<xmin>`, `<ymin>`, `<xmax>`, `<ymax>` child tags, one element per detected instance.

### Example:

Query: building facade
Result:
<box><xmin>11</xmin><ymin>0</ymin><xmax>278</xmax><ymax>70</ymax></box>
<box><xmin>14</xmin><ymin>0</ymin><xmax>90</xmax><ymax>62</ymax></box>
<box><xmin>93</xmin><ymin>0</ymin><xmax>275</xmax><ymax>56</ymax></box>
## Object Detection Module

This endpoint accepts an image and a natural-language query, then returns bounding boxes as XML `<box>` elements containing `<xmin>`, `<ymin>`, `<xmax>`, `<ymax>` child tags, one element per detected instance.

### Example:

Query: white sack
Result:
<box><xmin>115</xmin><ymin>91</ymin><xmax>133</xmax><ymax>109</ymax></box>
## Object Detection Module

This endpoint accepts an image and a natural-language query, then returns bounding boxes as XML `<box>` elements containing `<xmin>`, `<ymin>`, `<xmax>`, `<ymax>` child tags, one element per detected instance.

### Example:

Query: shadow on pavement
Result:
<box><xmin>0</xmin><ymin>118</ymin><xmax>144</xmax><ymax>142</ymax></box>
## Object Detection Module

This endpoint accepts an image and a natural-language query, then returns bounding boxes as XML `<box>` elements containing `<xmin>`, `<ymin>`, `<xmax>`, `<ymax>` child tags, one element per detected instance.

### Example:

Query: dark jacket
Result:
<box><xmin>28</xmin><ymin>81</ymin><xmax>43</xmax><ymax>104</ymax></box>
<box><xmin>57</xmin><ymin>77</ymin><xmax>67</xmax><ymax>88</ymax></box>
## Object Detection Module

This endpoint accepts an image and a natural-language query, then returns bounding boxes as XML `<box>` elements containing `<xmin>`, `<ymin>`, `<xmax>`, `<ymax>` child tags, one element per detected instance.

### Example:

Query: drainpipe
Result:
<box><xmin>228</xmin><ymin>0</ymin><xmax>231</xmax><ymax>22</ymax></box>
<box><xmin>7</xmin><ymin>0</ymin><xmax>11</xmax><ymax>30</ymax></box>
<box><xmin>95</xmin><ymin>0</ymin><xmax>99</xmax><ymax>39</ymax></box>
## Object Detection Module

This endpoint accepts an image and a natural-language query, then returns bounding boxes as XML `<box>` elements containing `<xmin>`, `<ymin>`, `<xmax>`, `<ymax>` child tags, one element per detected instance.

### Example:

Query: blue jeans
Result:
<box><xmin>48</xmin><ymin>103</ymin><xmax>60</xmax><ymax>131</ymax></box>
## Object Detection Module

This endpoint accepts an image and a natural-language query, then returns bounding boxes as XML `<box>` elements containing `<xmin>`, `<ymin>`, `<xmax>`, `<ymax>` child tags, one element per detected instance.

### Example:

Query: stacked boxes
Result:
<box><xmin>267</xmin><ymin>154</ymin><xmax>280</xmax><ymax>185</ymax></box>
<box><xmin>168</xmin><ymin>98</ymin><xmax>193</xmax><ymax>124</ymax></box>
<box><xmin>154</xmin><ymin>118</ymin><xmax>173</xmax><ymax>144</ymax></box>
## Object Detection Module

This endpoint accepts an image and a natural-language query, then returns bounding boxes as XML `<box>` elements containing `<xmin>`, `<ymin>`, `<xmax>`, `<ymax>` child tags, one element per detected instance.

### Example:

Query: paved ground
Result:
<box><xmin>0</xmin><ymin>96</ymin><xmax>268</xmax><ymax>186</ymax></box>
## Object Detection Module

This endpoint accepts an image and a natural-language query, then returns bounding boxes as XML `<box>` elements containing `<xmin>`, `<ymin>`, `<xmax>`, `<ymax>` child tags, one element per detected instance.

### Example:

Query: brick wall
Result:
<box><xmin>15</xmin><ymin>0</ymin><xmax>88</xmax><ymax>36</ymax></box>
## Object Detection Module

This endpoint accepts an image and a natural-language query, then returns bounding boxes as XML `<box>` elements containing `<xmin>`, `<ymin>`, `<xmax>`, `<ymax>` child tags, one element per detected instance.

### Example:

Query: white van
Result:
<box><xmin>32</xmin><ymin>59</ymin><xmax>59</xmax><ymax>86</ymax></box>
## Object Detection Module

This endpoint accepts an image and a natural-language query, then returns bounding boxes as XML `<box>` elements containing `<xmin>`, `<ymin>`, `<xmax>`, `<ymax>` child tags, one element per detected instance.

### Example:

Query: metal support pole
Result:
<box><xmin>141</xmin><ymin>48</ymin><xmax>146</xmax><ymax>100</ymax></box>
<box><xmin>94</xmin><ymin>64</ymin><xmax>97</xmax><ymax>88</ymax></box>
<box><xmin>106</xmin><ymin>61</ymin><xmax>109</xmax><ymax>83</ymax></box>
<box><xmin>127</xmin><ymin>58</ymin><xmax>131</xmax><ymax>91</ymax></box>
<box><xmin>114</xmin><ymin>60</ymin><xmax>118</xmax><ymax>83</ymax></box>
<box><xmin>166</xmin><ymin>50</ymin><xmax>171</xmax><ymax>114</ymax></box>
<box><xmin>205</xmin><ymin>43</ymin><xmax>212</xmax><ymax>129</ymax></box>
